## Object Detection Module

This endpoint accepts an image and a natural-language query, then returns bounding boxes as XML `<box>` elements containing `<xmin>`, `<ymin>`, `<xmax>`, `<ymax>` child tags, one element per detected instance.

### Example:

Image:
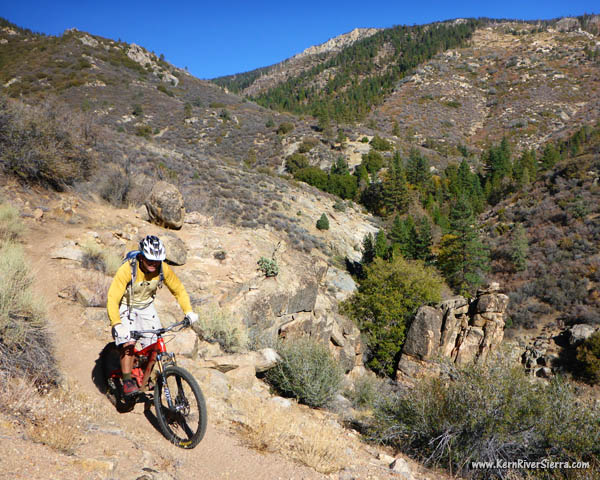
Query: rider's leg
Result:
<box><xmin>119</xmin><ymin>341</ymin><xmax>136</xmax><ymax>377</ymax></box>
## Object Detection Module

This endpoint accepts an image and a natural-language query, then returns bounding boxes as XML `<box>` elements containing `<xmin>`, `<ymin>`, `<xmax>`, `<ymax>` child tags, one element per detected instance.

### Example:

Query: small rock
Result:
<box><xmin>33</xmin><ymin>208</ymin><xmax>44</xmax><ymax>220</ymax></box>
<box><xmin>536</xmin><ymin>367</ymin><xmax>553</xmax><ymax>378</ymax></box>
<box><xmin>390</xmin><ymin>457</ymin><xmax>413</xmax><ymax>479</ymax></box>
<box><xmin>268</xmin><ymin>396</ymin><xmax>292</xmax><ymax>409</ymax></box>
<box><xmin>76</xmin><ymin>286</ymin><xmax>101</xmax><ymax>307</ymax></box>
<box><xmin>377</xmin><ymin>452</ymin><xmax>395</xmax><ymax>464</ymax></box>
<box><xmin>51</xmin><ymin>245</ymin><xmax>84</xmax><ymax>262</ymax></box>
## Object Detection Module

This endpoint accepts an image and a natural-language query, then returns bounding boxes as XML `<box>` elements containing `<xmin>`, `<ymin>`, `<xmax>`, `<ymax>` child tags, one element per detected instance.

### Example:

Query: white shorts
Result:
<box><xmin>113</xmin><ymin>303</ymin><xmax>162</xmax><ymax>349</ymax></box>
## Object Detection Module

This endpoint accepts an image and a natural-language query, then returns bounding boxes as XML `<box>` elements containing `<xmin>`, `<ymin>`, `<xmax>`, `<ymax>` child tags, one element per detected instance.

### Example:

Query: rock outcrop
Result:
<box><xmin>223</xmin><ymin>259</ymin><xmax>363</xmax><ymax>373</ymax></box>
<box><xmin>397</xmin><ymin>282</ymin><xmax>508</xmax><ymax>379</ymax></box>
<box><xmin>145</xmin><ymin>181</ymin><xmax>185</xmax><ymax>230</ymax></box>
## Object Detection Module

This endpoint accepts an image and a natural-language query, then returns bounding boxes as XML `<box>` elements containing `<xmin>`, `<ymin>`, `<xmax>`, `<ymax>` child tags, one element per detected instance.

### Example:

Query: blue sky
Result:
<box><xmin>1</xmin><ymin>1</ymin><xmax>597</xmax><ymax>79</ymax></box>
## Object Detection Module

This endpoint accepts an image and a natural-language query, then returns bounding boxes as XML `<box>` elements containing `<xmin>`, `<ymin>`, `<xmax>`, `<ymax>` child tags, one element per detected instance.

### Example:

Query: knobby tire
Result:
<box><xmin>154</xmin><ymin>365</ymin><xmax>207</xmax><ymax>449</ymax></box>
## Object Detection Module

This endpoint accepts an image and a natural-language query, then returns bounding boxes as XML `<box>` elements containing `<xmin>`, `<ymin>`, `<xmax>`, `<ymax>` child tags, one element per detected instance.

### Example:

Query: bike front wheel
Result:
<box><xmin>154</xmin><ymin>365</ymin><xmax>207</xmax><ymax>449</ymax></box>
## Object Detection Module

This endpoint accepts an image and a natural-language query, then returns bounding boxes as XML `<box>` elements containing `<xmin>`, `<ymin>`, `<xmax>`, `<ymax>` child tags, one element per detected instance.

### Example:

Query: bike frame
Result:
<box><xmin>109</xmin><ymin>321</ymin><xmax>185</xmax><ymax>401</ymax></box>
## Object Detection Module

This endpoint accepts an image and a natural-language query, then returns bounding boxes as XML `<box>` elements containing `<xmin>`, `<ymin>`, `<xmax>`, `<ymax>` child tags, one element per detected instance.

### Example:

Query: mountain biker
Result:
<box><xmin>107</xmin><ymin>235</ymin><xmax>198</xmax><ymax>396</ymax></box>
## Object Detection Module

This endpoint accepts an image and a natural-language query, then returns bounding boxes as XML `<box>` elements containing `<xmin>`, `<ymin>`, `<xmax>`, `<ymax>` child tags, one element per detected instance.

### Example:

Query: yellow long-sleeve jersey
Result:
<box><xmin>106</xmin><ymin>260</ymin><xmax>192</xmax><ymax>327</ymax></box>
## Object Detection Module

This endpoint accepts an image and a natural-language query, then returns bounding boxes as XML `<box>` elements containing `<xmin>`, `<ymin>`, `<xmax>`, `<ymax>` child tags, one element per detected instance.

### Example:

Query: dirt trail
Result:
<box><xmin>13</xmin><ymin>198</ymin><xmax>331</xmax><ymax>480</ymax></box>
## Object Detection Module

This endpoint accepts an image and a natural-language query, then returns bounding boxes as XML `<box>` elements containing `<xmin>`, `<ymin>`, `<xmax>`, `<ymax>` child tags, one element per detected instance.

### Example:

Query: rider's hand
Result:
<box><xmin>184</xmin><ymin>311</ymin><xmax>198</xmax><ymax>325</ymax></box>
<box><xmin>112</xmin><ymin>323</ymin><xmax>130</xmax><ymax>342</ymax></box>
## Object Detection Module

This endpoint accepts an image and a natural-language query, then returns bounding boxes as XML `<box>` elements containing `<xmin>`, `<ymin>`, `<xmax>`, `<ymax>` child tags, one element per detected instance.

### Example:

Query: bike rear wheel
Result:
<box><xmin>154</xmin><ymin>366</ymin><xmax>207</xmax><ymax>449</ymax></box>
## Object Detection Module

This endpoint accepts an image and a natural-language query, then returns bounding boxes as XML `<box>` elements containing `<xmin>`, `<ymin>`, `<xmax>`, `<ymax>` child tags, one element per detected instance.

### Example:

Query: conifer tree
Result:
<box><xmin>436</xmin><ymin>196</ymin><xmax>489</xmax><ymax>295</ymax></box>
<box><xmin>361</xmin><ymin>233</ymin><xmax>376</xmax><ymax>265</ymax></box>
<box><xmin>331</xmin><ymin>156</ymin><xmax>350</xmax><ymax>175</ymax></box>
<box><xmin>382</xmin><ymin>151</ymin><xmax>409</xmax><ymax>215</ymax></box>
<box><xmin>406</xmin><ymin>148</ymin><xmax>431</xmax><ymax>187</ymax></box>
<box><xmin>510</xmin><ymin>223</ymin><xmax>529</xmax><ymax>272</ymax></box>
<box><xmin>414</xmin><ymin>216</ymin><xmax>433</xmax><ymax>263</ymax></box>
<box><xmin>541</xmin><ymin>143</ymin><xmax>560</xmax><ymax>170</ymax></box>
<box><xmin>375</xmin><ymin>229</ymin><xmax>388</xmax><ymax>259</ymax></box>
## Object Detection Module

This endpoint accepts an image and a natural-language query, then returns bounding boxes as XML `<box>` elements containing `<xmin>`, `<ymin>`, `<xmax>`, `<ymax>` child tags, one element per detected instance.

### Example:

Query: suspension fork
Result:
<box><xmin>156</xmin><ymin>351</ymin><xmax>177</xmax><ymax>409</ymax></box>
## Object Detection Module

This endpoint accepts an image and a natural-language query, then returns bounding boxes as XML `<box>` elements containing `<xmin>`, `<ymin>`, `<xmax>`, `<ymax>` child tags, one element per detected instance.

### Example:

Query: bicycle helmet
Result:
<box><xmin>139</xmin><ymin>235</ymin><xmax>166</xmax><ymax>261</ymax></box>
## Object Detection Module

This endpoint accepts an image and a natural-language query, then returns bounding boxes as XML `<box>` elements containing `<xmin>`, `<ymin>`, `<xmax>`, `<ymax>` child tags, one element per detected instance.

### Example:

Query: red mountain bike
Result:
<box><xmin>102</xmin><ymin>318</ymin><xmax>207</xmax><ymax>449</ymax></box>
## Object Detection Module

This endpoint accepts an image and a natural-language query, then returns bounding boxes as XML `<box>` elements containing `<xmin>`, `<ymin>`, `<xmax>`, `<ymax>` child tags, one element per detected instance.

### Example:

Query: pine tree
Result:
<box><xmin>389</xmin><ymin>215</ymin><xmax>416</xmax><ymax>259</ymax></box>
<box><xmin>331</xmin><ymin>156</ymin><xmax>349</xmax><ymax>175</ymax></box>
<box><xmin>361</xmin><ymin>233</ymin><xmax>376</xmax><ymax>265</ymax></box>
<box><xmin>375</xmin><ymin>229</ymin><xmax>388</xmax><ymax>259</ymax></box>
<box><xmin>413</xmin><ymin>216</ymin><xmax>433</xmax><ymax>263</ymax></box>
<box><xmin>406</xmin><ymin>148</ymin><xmax>431</xmax><ymax>187</ymax></box>
<box><xmin>316</xmin><ymin>213</ymin><xmax>330</xmax><ymax>230</ymax></box>
<box><xmin>436</xmin><ymin>196</ymin><xmax>489</xmax><ymax>295</ymax></box>
<box><xmin>382</xmin><ymin>151</ymin><xmax>409</xmax><ymax>215</ymax></box>
<box><xmin>510</xmin><ymin>223</ymin><xmax>529</xmax><ymax>272</ymax></box>
<box><xmin>541</xmin><ymin>143</ymin><xmax>560</xmax><ymax>170</ymax></box>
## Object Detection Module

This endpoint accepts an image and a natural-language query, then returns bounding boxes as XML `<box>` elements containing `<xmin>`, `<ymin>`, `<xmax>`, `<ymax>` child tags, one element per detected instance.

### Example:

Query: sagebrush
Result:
<box><xmin>266</xmin><ymin>338</ymin><xmax>343</xmax><ymax>408</ymax></box>
<box><xmin>370</xmin><ymin>357</ymin><xmax>600</xmax><ymax>479</ymax></box>
<box><xmin>194</xmin><ymin>304</ymin><xmax>248</xmax><ymax>353</ymax></box>
<box><xmin>0</xmin><ymin>240</ymin><xmax>57</xmax><ymax>383</ymax></box>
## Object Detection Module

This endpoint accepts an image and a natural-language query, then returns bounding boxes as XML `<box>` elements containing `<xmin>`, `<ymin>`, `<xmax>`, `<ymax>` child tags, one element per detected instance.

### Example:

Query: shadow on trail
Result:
<box><xmin>90</xmin><ymin>342</ymin><xmax>167</xmax><ymax>441</ymax></box>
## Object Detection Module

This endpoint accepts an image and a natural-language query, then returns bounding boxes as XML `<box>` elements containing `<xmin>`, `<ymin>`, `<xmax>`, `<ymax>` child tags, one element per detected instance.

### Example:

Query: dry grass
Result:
<box><xmin>80</xmin><ymin>240</ymin><xmax>121</xmax><ymax>276</ymax></box>
<box><xmin>232</xmin><ymin>391</ymin><xmax>350</xmax><ymax>474</ymax></box>
<box><xmin>0</xmin><ymin>203</ymin><xmax>25</xmax><ymax>240</ymax></box>
<box><xmin>0</xmin><ymin>375</ymin><xmax>102</xmax><ymax>455</ymax></box>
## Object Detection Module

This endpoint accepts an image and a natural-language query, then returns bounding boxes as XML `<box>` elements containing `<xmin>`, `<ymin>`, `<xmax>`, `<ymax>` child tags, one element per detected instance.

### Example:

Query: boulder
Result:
<box><xmin>556</xmin><ymin>17</ymin><xmax>580</xmax><ymax>32</ymax></box>
<box><xmin>568</xmin><ymin>324</ymin><xmax>596</xmax><ymax>347</ymax></box>
<box><xmin>401</xmin><ymin>306</ymin><xmax>443</xmax><ymax>360</ymax></box>
<box><xmin>397</xmin><ymin>286</ymin><xmax>508</xmax><ymax>379</ymax></box>
<box><xmin>195</xmin><ymin>348</ymin><xmax>280</xmax><ymax>373</ymax></box>
<box><xmin>474</xmin><ymin>293</ymin><xmax>509</xmax><ymax>313</ymax></box>
<box><xmin>161</xmin><ymin>232</ymin><xmax>188</xmax><ymax>265</ymax></box>
<box><xmin>170</xmin><ymin>328</ymin><xmax>198</xmax><ymax>359</ymax></box>
<box><xmin>145</xmin><ymin>181</ymin><xmax>185</xmax><ymax>229</ymax></box>
<box><xmin>390</xmin><ymin>457</ymin><xmax>414</xmax><ymax>480</ymax></box>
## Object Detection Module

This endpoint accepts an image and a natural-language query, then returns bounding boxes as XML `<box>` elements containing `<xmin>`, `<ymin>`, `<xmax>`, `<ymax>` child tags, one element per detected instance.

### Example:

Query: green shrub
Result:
<box><xmin>298</xmin><ymin>137</ymin><xmax>319</xmax><ymax>153</ymax></box>
<box><xmin>577</xmin><ymin>331</ymin><xmax>600</xmax><ymax>384</ymax></box>
<box><xmin>333</xmin><ymin>200</ymin><xmax>346</xmax><ymax>212</ymax></box>
<box><xmin>266</xmin><ymin>338</ymin><xmax>343</xmax><ymax>408</ymax></box>
<box><xmin>0</xmin><ymin>240</ymin><xmax>57</xmax><ymax>384</ymax></box>
<box><xmin>316</xmin><ymin>213</ymin><xmax>329</xmax><ymax>230</ymax></box>
<box><xmin>195</xmin><ymin>304</ymin><xmax>248</xmax><ymax>353</ymax></box>
<box><xmin>369</xmin><ymin>135</ymin><xmax>393</xmax><ymax>151</ymax></box>
<box><xmin>135</xmin><ymin>124</ymin><xmax>153</xmax><ymax>138</ymax></box>
<box><xmin>156</xmin><ymin>84</ymin><xmax>174</xmax><ymax>97</ymax></box>
<box><xmin>443</xmin><ymin>100</ymin><xmax>462</xmax><ymax>108</ymax></box>
<box><xmin>132</xmin><ymin>103</ymin><xmax>143</xmax><ymax>116</ymax></box>
<box><xmin>370</xmin><ymin>358</ymin><xmax>600</xmax><ymax>479</ymax></box>
<box><xmin>0</xmin><ymin>204</ymin><xmax>25</xmax><ymax>241</ymax></box>
<box><xmin>341</xmin><ymin>256</ymin><xmax>444</xmax><ymax>376</ymax></box>
<box><xmin>276</xmin><ymin>122</ymin><xmax>294</xmax><ymax>135</ymax></box>
<box><xmin>344</xmin><ymin>375</ymin><xmax>381</xmax><ymax>409</ymax></box>
<box><xmin>257</xmin><ymin>256</ymin><xmax>279</xmax><ymax>277</ymax></box>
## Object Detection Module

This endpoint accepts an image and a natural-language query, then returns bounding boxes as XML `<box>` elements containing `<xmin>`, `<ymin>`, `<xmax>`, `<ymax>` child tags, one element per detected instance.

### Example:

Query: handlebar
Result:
<box><xmin>130</xmin><ymin>318</ymin><xmax>190</xmax><ymax>340</ymax></box>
